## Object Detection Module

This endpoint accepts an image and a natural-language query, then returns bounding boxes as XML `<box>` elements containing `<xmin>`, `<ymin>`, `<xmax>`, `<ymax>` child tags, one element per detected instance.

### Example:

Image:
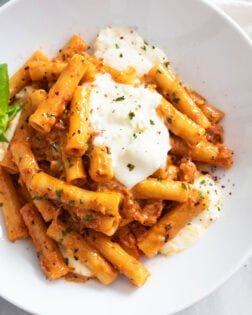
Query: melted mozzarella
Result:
<box><xmin>60</xmin><ymin>246</ymin><xmax>94</xmax><ymax>277</ymax></box>
<box><xmin>160</xmin><ymin>174</ymin><xmax>222</xmax><ymax>255</ymax></box>
<box><xmin>94</xmin><ymin>27</ymin><xmax>168</xmax><ymax>76</ymax></box>
<box><xmin>85</xmin><ymin>73</ymin><xmax>170</xmax><ymax>188</ymax></box>
<box><xmin>0</xmin><ymin>112</ymin><xmax>21</xmax><ymax>161</ymax></box>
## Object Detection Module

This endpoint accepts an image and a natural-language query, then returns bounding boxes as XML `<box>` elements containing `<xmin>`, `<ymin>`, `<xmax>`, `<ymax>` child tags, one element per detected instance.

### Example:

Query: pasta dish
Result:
<box><xmin>0</xmin><ymin>27</ymin><xmax>233</xmax><ymax>286</ymax></box>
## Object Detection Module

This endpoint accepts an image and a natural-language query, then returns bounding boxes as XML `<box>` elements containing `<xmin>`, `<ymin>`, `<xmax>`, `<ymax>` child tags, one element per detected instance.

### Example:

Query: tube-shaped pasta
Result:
<box><xmin>69</xmin><ymin>207</ymin><xmax>120</xmax><ymax>236</ymax></box>
<box><xmin>29</xmin><ymin>60</ymin><xmax>67</xmax><ymax>81</ymax></box>
<box><xmin>152</xmin><ymin>155</ymin><xmax>179</xmax><ymax>180</ymax></box>
<box><xmin>148</xmin><ymin>64</ymin><xmax>210</xmax><ymax>129</ymax></box>
<box><xmin>61</xmin><ymin>152</ymin><xmax>87</xmax><ymax>186</ymax></box>
<box><xmin>0</xmin><ymin>151</ymin><xmax>18</xmax><ymax>174</ymax></box>
<box><xmin>103</xmin><ymin>65</ymin><xmax>141</xmax><ymax>86</ymax></box>
<box><xmin>20</xmin><ymin>203</ymin><xmax>69</xmax><ymax>279</ymax></box>
<box><xmin>27</xmin><ymin>89</ymin><xmax>48</xmax><ymax>108</ymax></box>
<box><xmin>9</xmin><ymin>51</ymin><xmax>49</xmax><ymax>98</ymax></box>
<box><xmin>132</xmin><ymin>178</ymin><xmax>189</xmax><ymax>202</ymax></box>
<box><xmin>85</xmin><ymin>231</ymin><xmax>150</xmax><ymax>287</ymax></box>
<box><xmin>53</xmin><ymin>34</ymin><xmax>89</xmax><ymax>62</ymax></box>
<box><xmin>81</xmin><ymin>59</ymin><xmax>98</xmax><ymax>83</ymax></box>
<box><xmin>0</xmin><ymin>89</ymin><xmax>46</xmax><ymax>173</ymax></box>
<box><xmin>0</xmin><ymin>167</ymin><xmax>28</xmax><ymax>241</ymax></box>
<box><xmin>137</xmin><ymin>189</ymin><xmax>209</xmax><ymax>258</ymax></box>
<box><xmin>65</xmin><ymin>86</ymin><xmax>90</xmax><ymax>157</ymax></box>
<box><xmin>89</xmin><ymin>145</ymin><xmax>114</xmax><ymax>183</ymax></box>
<box><xmin>11</xmin><ymin>142</ymin><xmax>39</xmax><ymax>184</ymax></box>
<box><xmin>198</xmin><ymin>103</ymin><xmax>224</xmax><ymax>125</ymax></box>
<box><xmin>29</xmin><ymin>54</ymin><xmax>88</xmax><ymax>133</ymax></box>
<box><xmin>192</xmin><ymin>141</ymin><xmax>222</xmax><ymax>163</ymax></box>
<box><xmin>169</xmin><ymin>135</ymin><xmax>233</xmax><ymax>168</ymax></box>
<box><xmin>192</xmin><ymin>140</ymin><xmax>233</xmax><ymax>168</ymax></box>
<box><xmin>60</xmin><ymin>133</ymin><xmax>87</xmax><ymax>186</ymax></box>
<box><xmin>11</xmin><ymin>142</ymin><xmax>56</xmax><ymax>221</ymax></box>
<box><xmin>82</xmin><ymin>53</ymin><xmax>141</xmax><ymax>85</ymax></box>
<box><xmin>1</xmin><ymin>105</ymin><xmax>33</xmax><ymax>174</ymax></box>
<box><xmin>47</xmin><ymin>220</ymin><xmax>118</xmax><ymax>285</ymax></box>
<box><xmin>30</xmin><ymin>171</ymin><xmax>121</xmax><ymax>217</ymax></box>
<box><xmin>157</xmin><ymin>98</ymin><xmax>205</xmax><ymax>145</ymax></box>
<box><xmin>16</xmin><ymin>183</ymin><xmax>33</xmax><ymax>204</ymax></box>
<box><xmin>185</xmin><ymin>88</ymin><xmax>224</xmax><ymax>124</ymax></box>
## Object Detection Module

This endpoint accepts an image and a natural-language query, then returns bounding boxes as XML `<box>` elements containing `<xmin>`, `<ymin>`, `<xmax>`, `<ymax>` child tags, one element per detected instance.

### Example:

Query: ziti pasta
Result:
<box><xmin>0</xmin><ymin>27</ymin><xmax>233</xmax><ymax>286</ymax></box>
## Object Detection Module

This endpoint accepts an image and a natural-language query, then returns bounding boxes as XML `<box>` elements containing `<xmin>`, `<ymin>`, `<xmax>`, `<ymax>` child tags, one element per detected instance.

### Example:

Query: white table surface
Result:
<box><xmin>0</xmin><ymin>0</ymin><xmax>251</xmax><ymax>314</ymax></box>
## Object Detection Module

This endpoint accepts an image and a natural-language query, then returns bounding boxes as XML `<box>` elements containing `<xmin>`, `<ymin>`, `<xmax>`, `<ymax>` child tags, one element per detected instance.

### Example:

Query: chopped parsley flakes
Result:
<box><xmin>83</xmin><ymin>213</ymin><xmax>94</xmax><ymax>222</ymax></box>
<box><xmin>127</xmin><ymin>163</ymin><xmax>135</xmax><ymax>171</ymax></box>
<box><xmin>198</xmin><ymin>191</ymin><xmax>205</xmax><ymax>200</ymax></box>
<box><xmin>181</xmin><ymin>183</ymin><xmax>188</xmax><ymax>190</ymax></box>
<box><xmin>113</xmin><ymin>96</ymin><xmax>125</xmax><ymax>102</ymax></box>
<box><xmin>68</xmin><ymin>200</ymin><xmax>75</xmax><ymax>206</ymax></box>
<box><xmin>172</xmin><ymin>92</ymin><xmax>180</xmax><ymax>104</ymax></box>
<box><xmin>62</xmin><ymin>227</ymin><xmax>72</xmax><ymax>236</ymax></box>
<box><xmin>50</xmin><ymin>142</ymin><xmax>58</xmax><ymax>152</ymax></box>
<box><xmin>32</xmin><ymin>194</ymin><xmax>48</xmax><ymax>201</ymax></box>
<box><xmin>56</xmin><ymin>189</ymin><xmax>64</xmax><ymax>201</ymax></box>
<box><xmin>128</xmin><ymin>111</ymin><xmax>135</xmax><ymax>120</ymax></box>
<box><xmin>67</xmin><ymin>157</ymin><xmax>73</xmax><ymax>168</ymax></box>
<box><xmin>165</xmin><ymin>224</ymin><xmax>172</xmax><ymax>231</ymax></box>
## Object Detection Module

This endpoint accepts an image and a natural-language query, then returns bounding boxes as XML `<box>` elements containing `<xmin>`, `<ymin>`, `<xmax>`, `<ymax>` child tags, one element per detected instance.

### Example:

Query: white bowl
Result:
<box><xmin>0</xmin><ymin>0</ymin><xmax>252</xmax><ymax>314</ymax></box>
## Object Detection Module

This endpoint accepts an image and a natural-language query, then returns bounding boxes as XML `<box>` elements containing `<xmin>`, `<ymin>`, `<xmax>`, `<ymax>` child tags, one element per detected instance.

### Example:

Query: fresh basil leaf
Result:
<box><xmin>0</xmin><ymin>133</ymin><xmax>8</xmax><ymax>143</ymax></box>
<box><xmin>0</xmin><ymin>114</ymin><xmax>9</xmax><ymax>143</ymax></box>
<box><xmin>0</xmin><ymin>64</ymin><xmax>9</xmax><ymax>115</ymax></box>
<box><xmin>0</xmin><ymin>115</ymin><xmax>8</xmax><ymax>131</ymax></box>
<box><xmin>0</xmin><ymin>64</ymin><xmax>23</xmax><ymax>143</ymax></box>
<box><xmin>0</xmin><ymin>114</ymin><xmax>8</xmax><ymax>124</ymax></box>
<box><xmin>7</xmin><ymin>103</ymin><xmax>23</xmax><ymax>121</ymax></box>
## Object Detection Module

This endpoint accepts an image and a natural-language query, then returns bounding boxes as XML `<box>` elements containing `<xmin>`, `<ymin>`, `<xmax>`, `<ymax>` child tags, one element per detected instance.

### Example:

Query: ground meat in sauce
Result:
<box><xmin>206</xmin><ymin>124</ymin><xmax>224</xmax><ymax>144</ymax></box>
<box><xmin>178</xmin><ymin>158</ymin><xmax>197</xmax><ymax>183</ymax></box>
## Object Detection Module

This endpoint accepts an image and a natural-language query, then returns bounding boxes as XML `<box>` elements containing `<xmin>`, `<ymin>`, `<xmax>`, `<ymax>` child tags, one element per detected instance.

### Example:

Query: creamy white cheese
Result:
<box><xmin>94</xmin><ymin>27</ymin><xmax>168</xmax><ymax>76</ymax></box>
<box><xmin>60</xmin><ymin>246</ymin><xmax>94</xmax><ymax>277</ymax></box>
<box><xmin>0</xmin><ymin>112</ymin><xmax>21</xmax><ymax>161</ymax></box>
<box><xmin>160</xmin><ymin>174</ymin><xmax>222</xmax><ymax>255</ymax></box>
<box><xmin>85</xmin><ymin>73</ymin><xmax>170</xmax><ymax>188</ymax></box>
